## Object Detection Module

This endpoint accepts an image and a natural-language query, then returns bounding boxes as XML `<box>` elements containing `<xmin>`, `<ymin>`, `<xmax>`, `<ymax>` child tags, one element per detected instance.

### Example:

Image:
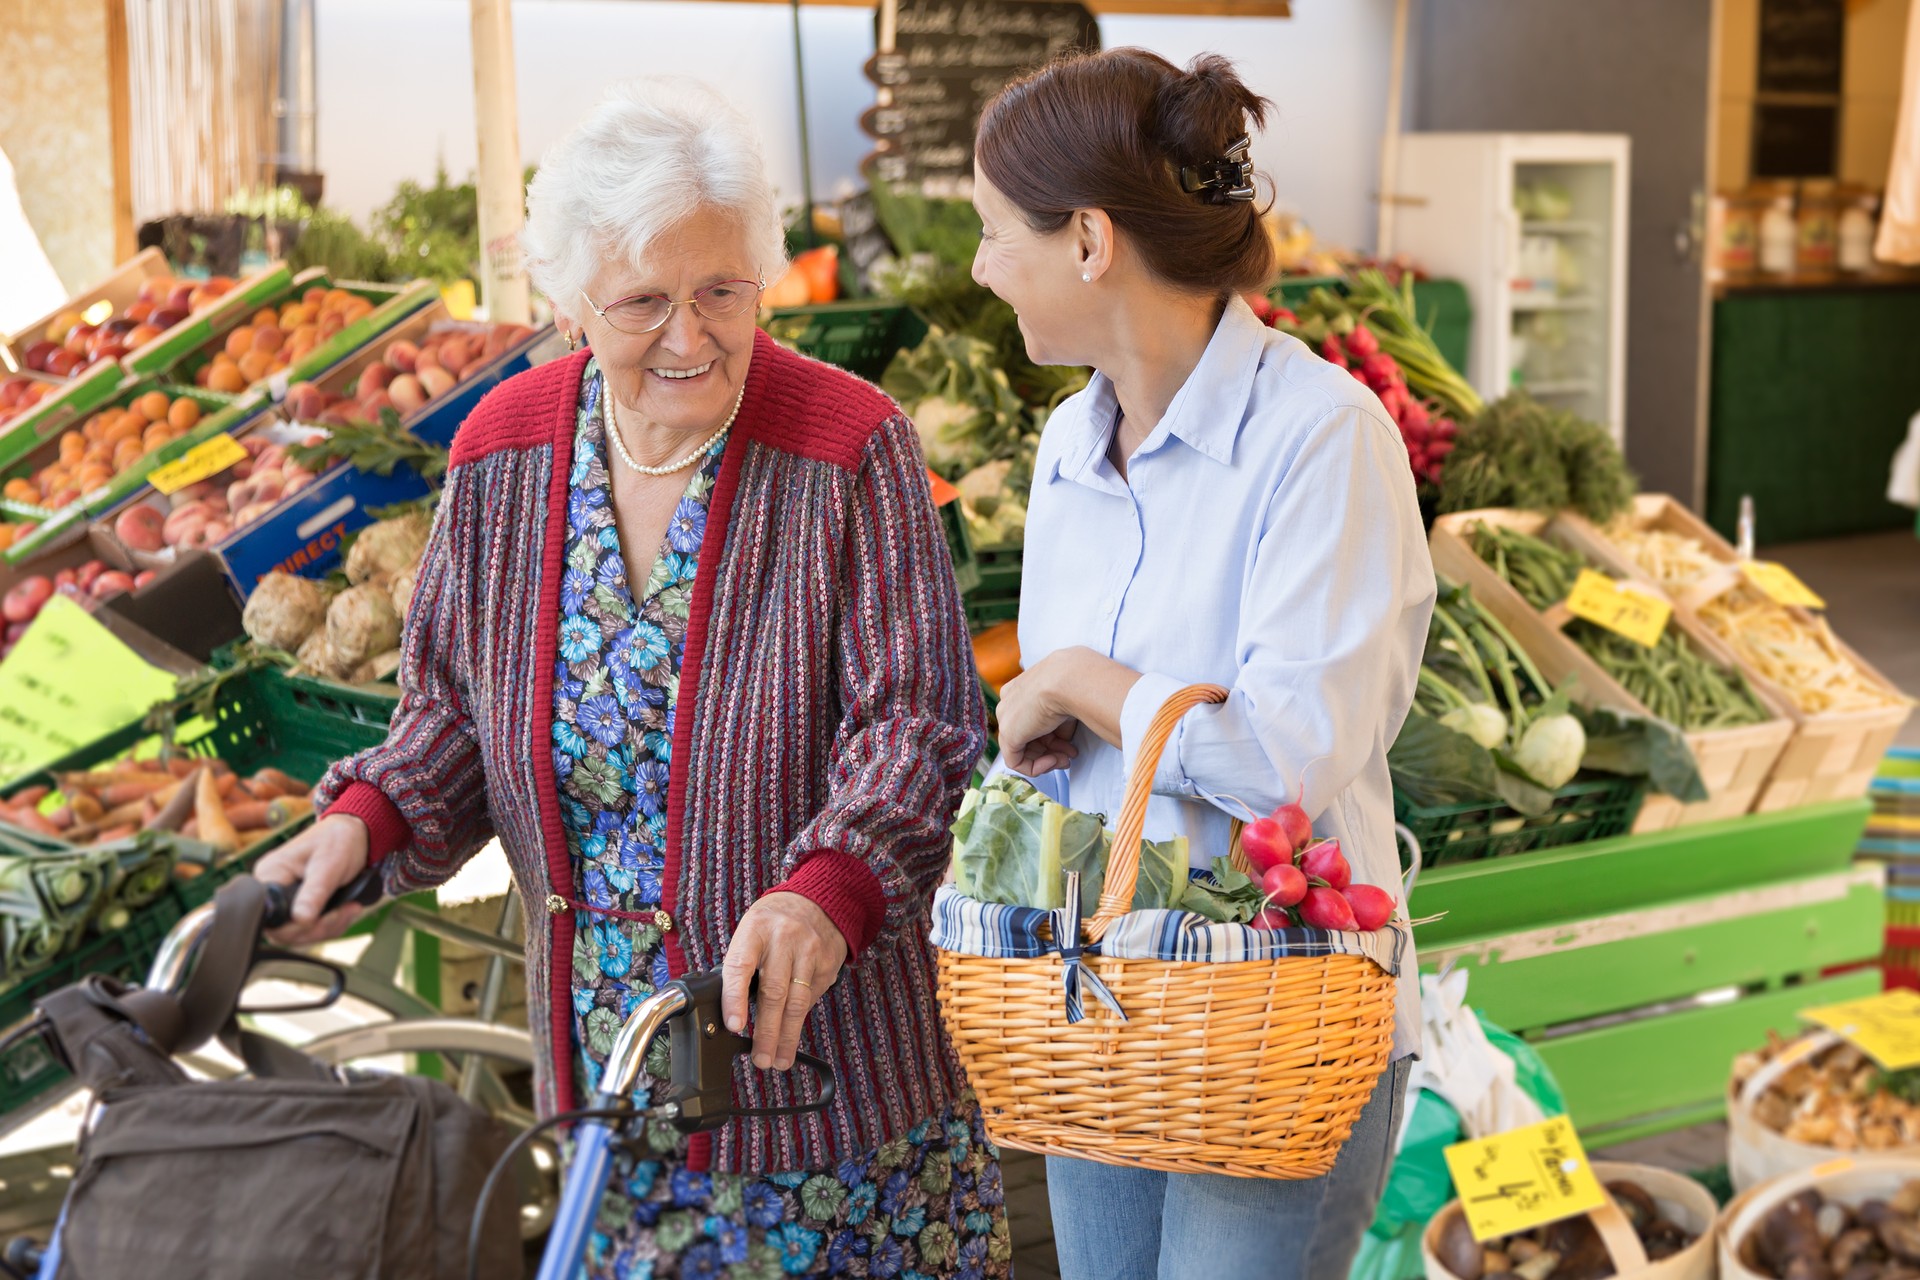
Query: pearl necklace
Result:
<box><xmin>604</xmin><ymin>383</ymin><xmax>745</xmax><ymax>476</ymax></box>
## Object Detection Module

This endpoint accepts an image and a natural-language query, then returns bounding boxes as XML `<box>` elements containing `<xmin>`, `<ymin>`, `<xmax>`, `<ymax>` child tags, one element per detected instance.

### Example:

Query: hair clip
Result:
<box><xmin>1179</xmin><ymin>134</ymin><xmax>1257</xmax><ymax>204</ymax></box>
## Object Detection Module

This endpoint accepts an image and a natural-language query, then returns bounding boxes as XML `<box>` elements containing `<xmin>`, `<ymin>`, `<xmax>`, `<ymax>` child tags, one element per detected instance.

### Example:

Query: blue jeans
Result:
<box><xmin>1045</xmin><ymin>1057</ymin><xmax>1411</xmax><ymax>1280</ymax></box>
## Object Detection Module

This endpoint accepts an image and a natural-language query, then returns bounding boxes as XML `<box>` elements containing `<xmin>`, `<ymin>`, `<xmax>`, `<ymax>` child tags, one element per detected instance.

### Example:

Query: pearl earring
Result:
<box><xmin>1082</xmin><ymin>272</ymin><xmax>1092</xmax><ymax>283</ymax></box>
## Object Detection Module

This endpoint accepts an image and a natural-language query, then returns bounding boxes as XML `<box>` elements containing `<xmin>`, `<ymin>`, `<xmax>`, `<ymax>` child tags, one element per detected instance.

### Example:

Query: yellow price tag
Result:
<box><xmin>1443</xmin><ymin>1115</ymin><xmax>1608</xmax><ymax>1242</ymax></box>
<box><xmin>1742</xmin><ymin>560</ymin><xmax>1825</xmax><ymax>610</ymax></box>
<box><xmin>148</xmin><ymin>433</ymin><xmax>246</xmax><ymax>496</ymax></box>
<box><xmin>1801</xmin><ymin>989</ymin><xmax>1920</xmax><ymax>1069</ymax></box>
<box><xmin>1564</xmin><ymin>568</ymin><xmax>1671</xmax><ymax>648</ymax></box>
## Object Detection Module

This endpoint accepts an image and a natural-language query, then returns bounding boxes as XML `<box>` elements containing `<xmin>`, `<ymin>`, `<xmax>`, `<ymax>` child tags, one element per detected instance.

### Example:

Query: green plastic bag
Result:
<box><xmin>1348</xmin><ymin>1011</ymin><xmax>1566</xmax><ymax>1280</ymax></box>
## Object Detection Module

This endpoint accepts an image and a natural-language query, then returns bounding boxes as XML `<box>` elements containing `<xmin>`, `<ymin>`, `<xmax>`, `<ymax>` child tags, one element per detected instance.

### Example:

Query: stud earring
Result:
<box><xmin>1082</xmin><ymin>272</ymin><xmax>1092</xmax><ymax>283</ymax></box>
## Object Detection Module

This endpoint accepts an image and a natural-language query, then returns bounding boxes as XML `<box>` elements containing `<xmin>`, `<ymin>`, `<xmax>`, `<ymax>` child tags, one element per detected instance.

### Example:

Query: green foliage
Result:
<box><xmin>288</xmin><ymin>411</ymin><xmax>448</xmax><ymax>481</ymax></box>
<box><xmin>1438</xmin><ymin>391</ymin><xmax>1637</xmax><ymax>524</ymax></box>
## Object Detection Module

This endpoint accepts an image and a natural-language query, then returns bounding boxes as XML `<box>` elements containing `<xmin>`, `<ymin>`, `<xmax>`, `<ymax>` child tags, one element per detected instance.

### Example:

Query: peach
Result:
<box><xmin>387</xmin><ymin>375</ymin><xmax>426</xmax><ymax>415</ymax></box>
<box><xmin>115</xmin><ymin>504</ymin><xmax>166</xmax><ymax>553</ymax></box>
<box><xmin>358</xmin><ymin>389</ymin><xmax>395</xmax><ymax>419</ymax></box>
<box><xmin>284</xmin><ymin>382</ymin><xmax>329</xmax><ymax>420</ymax></box>
<box><xmin>238</xmin><ymin>351</ymin><xmax>272</xmax><ymax>383</ymax></box>
<box><xmin>168</xmin><ymin>284</ymin><xmax>197</xmax><ymax>313</ymax></box>
<box><xmin>418</xmin><ymin>366</ymin><xmax>456</xmax><ymax>400</ymax></box>
<box><xmin>356</xmin><ymin>364</ymin><xmax>395</xmax><ymax>396</ymax></box>
<box><xmin>251</xmin><ymin>325</ymin><xmax>284</xmax><ymax>354</ymax></box>
<box><xmin>385</xmin><ymin>341</ymin><xmax>419</xmax><ymax>374</ymax></box>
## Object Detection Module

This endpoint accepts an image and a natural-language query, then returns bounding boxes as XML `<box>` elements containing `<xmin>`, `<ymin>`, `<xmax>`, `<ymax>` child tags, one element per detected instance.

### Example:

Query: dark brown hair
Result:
<box><xmin>975</xmin><ymin>48</ymin><xmax>1275</xmax><ymax>296</ymax></box>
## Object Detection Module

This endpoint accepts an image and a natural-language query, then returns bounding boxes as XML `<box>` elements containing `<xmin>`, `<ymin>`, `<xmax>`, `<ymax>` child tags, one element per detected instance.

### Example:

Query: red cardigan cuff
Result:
<box><xmin>769</xmin><ymin>850</ymin><xmax>887</xmax><ymax>959</ymax></box>
<box><xmin>323</xmin><ymin>781</ymin><xmax>412</xmax><ymax>865</ymax></box>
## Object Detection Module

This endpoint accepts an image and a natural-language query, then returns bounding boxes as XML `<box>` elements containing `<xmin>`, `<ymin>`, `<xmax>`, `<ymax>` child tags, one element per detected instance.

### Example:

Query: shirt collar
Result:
<box><xmin>1050</xmin><ymin>295</ymin><xmax>1268</xmax><ymax>485</ymax></box>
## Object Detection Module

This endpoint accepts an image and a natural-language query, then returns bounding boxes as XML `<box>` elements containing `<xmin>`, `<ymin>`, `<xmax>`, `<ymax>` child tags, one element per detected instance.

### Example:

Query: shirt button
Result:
<box><xmin>654</xmin><ymin>909</ymin><xmax>674</xmax><ymax>932</ymax></box>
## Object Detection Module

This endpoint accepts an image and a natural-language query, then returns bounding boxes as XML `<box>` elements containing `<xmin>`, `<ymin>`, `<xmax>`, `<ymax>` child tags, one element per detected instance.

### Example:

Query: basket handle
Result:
<box><xmin>1088</xmin><ymin>683</ymin><xmax>1230</xmax><ymax>941</ymax></box>
<box><xmin>1589</xmin><ymin>1196</ymin><xmax>1650</xmax><ymax>1271</ymax></box>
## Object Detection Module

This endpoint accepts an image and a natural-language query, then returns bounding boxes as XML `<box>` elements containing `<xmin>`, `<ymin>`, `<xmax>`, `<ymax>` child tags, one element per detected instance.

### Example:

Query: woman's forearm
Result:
<box><xmin>1046</xmin><ymin>647</ymin><xmax>1144</xmax><ymax>749</ymax></box>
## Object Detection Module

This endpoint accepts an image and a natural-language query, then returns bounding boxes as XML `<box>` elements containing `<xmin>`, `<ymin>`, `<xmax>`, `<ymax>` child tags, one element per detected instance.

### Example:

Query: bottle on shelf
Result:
<box><xmin>1759</xmin><ymin>194</ymin><xmax>1797</xmax><ymax>275</ymax></box>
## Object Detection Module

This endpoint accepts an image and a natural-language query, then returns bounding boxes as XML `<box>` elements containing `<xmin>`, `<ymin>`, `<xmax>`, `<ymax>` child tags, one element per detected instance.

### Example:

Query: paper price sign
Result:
<box><xmin>148</xmin><ymin>433</ymin><xmax>246</xmax><ymax>496</ymax></box>
<box><xmin>1443</xmin><ymin>1115</ymin><xmax>1607</xmax><ymax>1242</ymax></box>
<box><xmin>1800</xmin><ymin>989</ymin><xmax>1920</xmax><ymax>1069</ymax></box>
<box><xmin>1564</xmin><ymin>569</ymin><xmax>1671</xmax><ymax>648</ymax></box>
<box><xmin>1742</xmin><ymin>560</ymin><xmax>1825</xmax><ymax>610</ymax></box>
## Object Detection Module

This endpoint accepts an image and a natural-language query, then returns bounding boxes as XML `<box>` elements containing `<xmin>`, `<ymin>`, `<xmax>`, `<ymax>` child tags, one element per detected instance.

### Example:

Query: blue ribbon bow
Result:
<box><xmin>1057</xmin><ymin>872</ymin><xmax>1127</xmax><ymax>1025</ymax></box>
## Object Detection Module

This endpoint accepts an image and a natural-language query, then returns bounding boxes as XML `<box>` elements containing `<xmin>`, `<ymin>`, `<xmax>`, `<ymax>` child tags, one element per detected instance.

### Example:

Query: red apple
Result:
<box><xmin>23</xmin><ymin>341</ymin><xmax>59</xmax><ymax>372</ymax></box>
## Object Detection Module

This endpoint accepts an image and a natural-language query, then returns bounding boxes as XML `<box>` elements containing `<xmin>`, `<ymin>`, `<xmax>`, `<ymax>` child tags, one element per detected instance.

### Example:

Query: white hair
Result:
<box><xmin>522</xmin><ymin>78</ymin><xmax>788</xmax><ymax>310</ymax></box>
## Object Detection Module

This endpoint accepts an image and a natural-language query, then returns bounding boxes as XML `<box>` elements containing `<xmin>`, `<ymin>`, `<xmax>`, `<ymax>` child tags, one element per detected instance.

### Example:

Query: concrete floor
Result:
<box><xmin>1002</xmin><ymin>527</ymin><xmax>1920</xmax><ymax>1280</ymax></box>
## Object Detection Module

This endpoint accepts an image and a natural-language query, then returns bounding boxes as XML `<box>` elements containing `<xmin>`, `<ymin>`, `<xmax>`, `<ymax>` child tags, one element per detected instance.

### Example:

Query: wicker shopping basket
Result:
<box><xmin>934</xmin><ymin>684</ymin><xmax>1400</xmax><ymax>1179</ymax></box>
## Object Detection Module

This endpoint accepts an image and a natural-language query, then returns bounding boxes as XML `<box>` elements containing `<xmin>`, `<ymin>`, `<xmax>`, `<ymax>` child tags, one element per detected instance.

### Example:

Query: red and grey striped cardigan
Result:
<box><xmin>314</xmin><ymin>332</ymin><xmax>986</xmax><ymax>1174</ymax></box>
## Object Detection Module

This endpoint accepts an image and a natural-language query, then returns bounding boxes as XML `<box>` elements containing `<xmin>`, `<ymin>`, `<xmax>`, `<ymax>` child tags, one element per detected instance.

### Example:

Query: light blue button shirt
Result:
<box><xmin>1007</xmin><ymin>295</ymin><xmax>1435</xmax><ymax>1056</ymax></box>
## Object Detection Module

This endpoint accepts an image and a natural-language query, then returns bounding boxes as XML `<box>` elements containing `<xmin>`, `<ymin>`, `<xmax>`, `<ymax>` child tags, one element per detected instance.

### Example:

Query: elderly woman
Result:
<box><xmin>257</xmin><ymin>79</ymin><xmax>1003</xmax><ymax>1280</ymax></box>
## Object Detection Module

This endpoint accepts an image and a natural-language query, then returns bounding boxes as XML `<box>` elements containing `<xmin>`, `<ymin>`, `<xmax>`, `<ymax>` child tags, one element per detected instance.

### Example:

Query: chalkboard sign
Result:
<box><xmin>1757</xmin><ymin>0</ymin><xmax>1845</xmax><ymax>95</ymax></box>
<box><xmin>863</xmin><ymin>0</ymin><xmax>1100</xmax><ymax>196</ymax></box>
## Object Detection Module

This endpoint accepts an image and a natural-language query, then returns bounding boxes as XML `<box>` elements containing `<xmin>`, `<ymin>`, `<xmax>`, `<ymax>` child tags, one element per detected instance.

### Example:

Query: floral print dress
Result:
<box><xmin>552</xmin><ymin>360</ymin><xmax>1012</xmax><ymax>1280</ymax></box>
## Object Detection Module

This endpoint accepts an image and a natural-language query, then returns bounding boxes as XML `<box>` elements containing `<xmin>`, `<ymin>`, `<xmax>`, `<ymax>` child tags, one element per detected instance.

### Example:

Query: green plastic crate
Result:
<box><xmin>1</xmin><ymin>382</ymin><xmax>267</xmax><ymax>564</ymax></box>
<box><xmin>207</xmin><ymin>640</ymin><xmax>402</xmax><ymax>712</ymax></box>
<box><xmin>963</xmin><ymin>542</ymin><xmax>1021</xmax><ymax>632</ymax></box>
<box><xmin>0</xmin><ymin>667</ymin><xmax>393</xmax><ymax>1111</ymax></box>
<box><xmin>1396</xmin><ymin>774</ymin><xmax>1646</xmax><ymax>866</ymax></box>
<box><xmin>764</xmin><ymin>301</ymin><xmax>929</xmax><ymax>384</ymax></box>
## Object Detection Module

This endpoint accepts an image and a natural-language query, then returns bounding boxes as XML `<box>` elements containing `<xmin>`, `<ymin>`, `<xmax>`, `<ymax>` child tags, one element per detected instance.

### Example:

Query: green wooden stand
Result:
<box><xmin>1410</xmin><ymin>799</ymin><xmax>1880</xmax><ymax>1143</ymax></box>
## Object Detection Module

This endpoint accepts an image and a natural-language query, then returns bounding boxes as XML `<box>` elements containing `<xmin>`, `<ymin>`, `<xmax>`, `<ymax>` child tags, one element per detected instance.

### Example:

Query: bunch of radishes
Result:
<box><xmin>1248</xmin><ymin>295</ymin><xmax>1460</xmax><ymax>487</ymax></box>
<box><xmin>114</xmin><ymin>435</ymin><xmax>322</xmax><ymax>556</ymax></box>
<box><xmin>1238</xmin><ymin>799</ymin><xmax>1396</xmax><ymax>933</ymax></box>
<box><xmin>2</xmin><ymin>560</ymin><xmax>155</xmax><ymax>658</ymax></box>
<box><xmin>1315</xmin><ymin>324</ymin><xmax>1458</xmax><ymax>486</ymax></box>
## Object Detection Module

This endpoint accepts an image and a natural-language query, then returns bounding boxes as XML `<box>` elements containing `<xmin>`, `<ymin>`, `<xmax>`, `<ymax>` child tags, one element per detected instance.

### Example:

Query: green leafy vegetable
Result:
<box><xmin>288</xmin><ymin>410</ymin><xmax>449</xmax><ymax>481</ymax></box>
<box><xmin>948</xmin><ymin>776</ymin><xmax>1190</xmax><ymax>914</ymax></box>
<box><xmin>1438</xmin><ymin>391</ymin><xmax>1636</xmax><ymax>524</ymax></box>
<box><xmin>882</xmin><ymin>328</ymin><xmax>1036</xmax><ymax>480</ymax></box>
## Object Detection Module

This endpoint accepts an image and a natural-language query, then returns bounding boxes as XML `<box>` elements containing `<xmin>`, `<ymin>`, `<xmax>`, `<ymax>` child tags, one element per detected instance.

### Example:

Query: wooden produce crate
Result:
<box><xmin>1411</xmin><ymin>798</ymin><xmax>1881</xmax><ymax>1143</ymax></box>
<box><xmin>1564</xmin><ymin>495</ymin><xmax>1912</xmax><ymax>812</ymax></box>
<box><xmin>161</xmin><ymin>269</ymin><xmax>438</xmax><ymax>404</ymax></box>
<box><xmin>1431</xmin><ymin>508</ymin><xmax>1795</xmax><ymax>831</ymax></box>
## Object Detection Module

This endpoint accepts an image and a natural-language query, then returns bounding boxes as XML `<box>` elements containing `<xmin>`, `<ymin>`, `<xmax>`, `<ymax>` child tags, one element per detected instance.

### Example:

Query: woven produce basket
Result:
<box><xmin>933</xmin><ymin>684</ymin><xmax>1400</xmax><ymax>1179</ymax></box>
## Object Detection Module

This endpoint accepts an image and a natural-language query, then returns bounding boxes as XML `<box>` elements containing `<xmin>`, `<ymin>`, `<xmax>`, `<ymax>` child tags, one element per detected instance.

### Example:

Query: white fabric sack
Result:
<box><xmin>1401</xmin><ymin>968</ymin><xmax>1547</xmax><ymax>1151</ymax></box>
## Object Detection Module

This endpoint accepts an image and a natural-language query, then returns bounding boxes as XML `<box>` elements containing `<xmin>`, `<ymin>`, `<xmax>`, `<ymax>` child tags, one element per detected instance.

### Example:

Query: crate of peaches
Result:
<box><xmin>97</xmin><ymin>424</ymin><xmax>322</xmax><ymax>565</ymax></box>
<box><xmin>0</xmin><ymin>369</ymin><xmax>124</xmax><ymax>467</ymax></box>
<box><xmin>0</xmin><ymin>386</ymin><xmax>268</xmax><ymax>565</ymax></box>
<box><xmin>167</xmin><ymin>271</ymin><xmax>437</xmax><ymax>401</ymax></box>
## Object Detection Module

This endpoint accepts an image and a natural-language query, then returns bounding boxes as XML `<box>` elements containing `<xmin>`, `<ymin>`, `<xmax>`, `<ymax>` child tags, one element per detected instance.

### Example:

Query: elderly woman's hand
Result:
<box><xmin>721</xmin><ymin>893</ymin><xmax>848</xmax><ymax>1071</ymax></box>
<box><xmin>254</xmin><ymin>814</ymin><xmax>374</xmax><ymax>946</ymax></box>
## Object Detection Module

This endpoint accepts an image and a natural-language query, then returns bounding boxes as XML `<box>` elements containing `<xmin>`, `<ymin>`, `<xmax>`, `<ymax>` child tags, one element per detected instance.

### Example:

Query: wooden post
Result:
<box><xmin>106</xmin><ymin>0</ymin><xmax>135</xmax><ymax>263</ymax></box>
<box><xmin>469</xmin><ymin>0</ymin><xmax>531</xmax><ymax>324</ymax></box>
<box><xmin>1375</xmin><ymin>0</ymin><xmax>1411</xmax><ymax>257</ymax></box>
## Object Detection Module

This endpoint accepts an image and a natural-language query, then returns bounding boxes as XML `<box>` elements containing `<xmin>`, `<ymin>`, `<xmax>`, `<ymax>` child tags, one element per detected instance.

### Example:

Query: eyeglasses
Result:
<box><xmin>579</xmin><ymin>278</ymin><xmax>765</xmax><ymax>335</ymax></box>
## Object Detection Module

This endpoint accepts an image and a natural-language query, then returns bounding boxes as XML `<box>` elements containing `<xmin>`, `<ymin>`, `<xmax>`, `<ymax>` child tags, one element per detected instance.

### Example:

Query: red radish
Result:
<box><xmin>1271</xmin><ymin>306</ymin><xmax>1298</xmax><ymax>326</ymax></box>
<box><xmin>1346</xmin><ymin>884</ymin><xmax>1395</xmax><ymax>931</ymax></box>
<box><xmin>1251</xmin><ymin>907</ymin><xmax>1291</xmax><ymax>931</ymax></box>
<box><xmin>1260</xmin><ymin>862</ymin><xmax>1308</xmax><ymax>908</ymax></box>
<box><xmin>1299</xmin><ymin>839</ymin><xmax>1351</xmax><ymax>891</ymax></box>
<box><xmin>1240</xmin><ymin>817</ymin><xmax>1294</xmax><ymax>874</ymax></box>
<box><xmin>1318</xmin><ymin>336</ymin><xmax>1349</xmax><ymax>368</ymax></box>
<box><xmin>1360</xmin><ymin>352</ymin><xmax>1402</xmax><ymax>394</ymax></box>
<box><xmin>3</xmin><ymin>575</ymin><xmax>53</xmax><ymax>623</ymax></box>
<box><xmin>1299</xmin><ymin>886</ymin><xmax>1357</xmax><ymax>931</ymax></box>
<box><xmin>1377</xmin><ymin>384</ymin><xmax>1409</xmax><ymax>423</ymax></box>
<box><xmin>1270</xmin><ymin>802</ymin><xmax>1313</xmax><ymax>852</ymax></box>
<box><xmin>1246</xmin><ymin>294</ymin><xmax>1276</xmax><ymax>323</ymax></box>
<box><xmin>1345</xmin><ymin>324</ymin><xmax>1380</xmax><ymax>359</ymax></box>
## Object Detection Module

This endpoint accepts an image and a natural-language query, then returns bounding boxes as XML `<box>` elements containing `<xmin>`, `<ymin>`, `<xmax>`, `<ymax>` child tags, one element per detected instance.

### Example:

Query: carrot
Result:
<box><xmin>166</xmin><ymin>758</ymin><xmax>196</xmax><ymax>779</ymax></box>
<box><xmin>232</xmin><ymin>828</ymin><xmax>272</xmax><ymax>849</ymax></box>
<box><xmin>101</xmin><ymin>776</ymin><xmax>176</xmax><ymax>807</ymax></box>
<box><xmin>95</xmin><ymin>824</ymin><xmax>138</xmax><ymax>842</ymax></box>
<box><xmin>251</xmin><ymin>768</ymin><xmax>306</xmax><ymax>796</ymax></box>
<box><xmin>216</xmin><ymin>773</ymin><xmax>241</xmax><ymax>800</ymax></box>
<box><xmin>266</xmin><ymin>795</ymin><xmax>314</xmax><ymax>827</ymax></box>
<box><xmin>207</xmin><ymin>759</ymin><xmax>234</xmax><ymax>778</ymax></box>
<box><xmin>6</xmin><ymin>807</ymin><xmax>62</xmax><ymax>838</ymax></box>
<box><xmin>224</xmin><ymin>800</ymin><xmax>272</xmax><ymax>830</ymax></box>
<box><xmin>47</xmin><ymin>805</ymin><xmax>74</xmax><ymax>830</ymax></box>
<box><xmin>173</xmin><ymin>863</ymin><xmax>203</xmax><ymax>881</ymax></box>
<box><xmin>71</xmin><ymin>793</ymin><xmax>105</xmax><ymax>823</ymax></box>
<box><xmin>144</xmin><ymin>771</ymin><xmax>199</xmax><ymax>833</ymax></box>
<box><xmin>195</xmin><ymin>768</ymin><xmax>240</xmax><ymax>853</ymax></box>
<box><xmin>11</xmin><ymin>785</ymin><xmax>49</xmax><ymax>807</ymax></box>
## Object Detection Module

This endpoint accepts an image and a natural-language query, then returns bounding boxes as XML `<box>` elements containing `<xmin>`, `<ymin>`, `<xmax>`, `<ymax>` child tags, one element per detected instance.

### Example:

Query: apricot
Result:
<box><xmin>208</xmin><ymin>363</ymin><xmax>247</xmax><ymax>394</ymax></box>
<box><xmin>143</xmin><ymin>423</ymin><xmax>172</xmax><ymax>452</ymax></box>
<box><xmin>225</xmin><ymin>327</ymin><xmax>255</xmax><ymax>359</ymax></box>
<box><xmin>251</xmin><ymin>308</ymin><xmax>277</xmax><ymax>327</ymax></box>
<box><xmin>167</xmin><ymin>398</ymin><xmax>201</xmax><ymax>431</ymax></box>
<box><xmin>136</xmin><ymin>391</ymin><xmax>171</xmax><ymax>422</ymax></box>
<box><xmin>113</xmin><ymin>439</ymin><xmax>143</xmax><ymax>470</ymax></box>
<box><xmin>251</xmin><ymin>325</ymin><xmax>283</xmax><ymax>354</ymax></box>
